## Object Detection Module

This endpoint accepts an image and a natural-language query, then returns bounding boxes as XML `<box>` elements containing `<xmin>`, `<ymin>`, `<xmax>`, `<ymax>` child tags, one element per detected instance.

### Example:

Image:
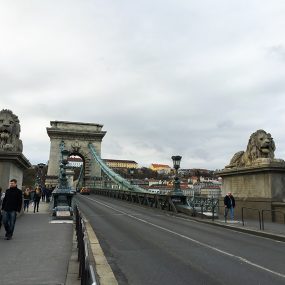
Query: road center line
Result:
<box><xmin>82</xmin><ymin>196</ymin><xmax>285</xmax><ymax>279</ymax></box>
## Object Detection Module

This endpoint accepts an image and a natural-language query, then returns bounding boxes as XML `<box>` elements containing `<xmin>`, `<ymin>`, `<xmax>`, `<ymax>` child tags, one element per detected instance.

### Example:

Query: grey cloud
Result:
<box><xmin>1</xmin><ymin>1</ymin><xmax>285</xmax><ymax>169</ymax></box>
<box><xmin>267</xmin><ymin>45</ymin><xmax>285</xmax><ymax>61</ymax></box>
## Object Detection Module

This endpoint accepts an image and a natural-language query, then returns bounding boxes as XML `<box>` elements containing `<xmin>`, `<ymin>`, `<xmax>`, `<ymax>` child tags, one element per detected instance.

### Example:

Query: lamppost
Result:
<box><xmin>129</xmin><ymin>168</ymin><xmax>135</xmax><ymax>185</ymax></box>
<box><xmin>52</xmin><ymin>148</ymin><xmax>74</xmax><ymax>219</ymax></box>
<box><xmin>36</xmin><ymin>163</ymin><xmax>46</xmax><ymax>187</ymax></box>
<box><xmin>59</xmin><ymin>149</ymin><xmax>69</xmax><ymax>189</ymax></box>
<box><xmin>171</xmin><ymin>155</ymin><xmax>183</xmax><ymax>195</ymax></box>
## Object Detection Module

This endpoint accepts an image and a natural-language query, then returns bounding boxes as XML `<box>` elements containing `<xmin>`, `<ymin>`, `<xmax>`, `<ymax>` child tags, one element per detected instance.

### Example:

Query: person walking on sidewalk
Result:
<box><xmin>0</xmin><ymin>187</ymin><xmax>4</xmax><ymax>230</ymax></box>
<box><xmin>224</xmin><ymin>192</ymin><xmax>235</xmax><ymax>222</ymax></box>
<box><xmin>1</xmin><ymin>179</ymin><xmax>23</xmax><ymax>240</ymax></box>
<box><xmin>33</xmin><ymin>186</ymin><xmax>42</xmax><ymax>213</ymax></box>
<box><xmin>23</xmin><ymin>187</ymin><xmax>31</xmax><ymax>212</ymax></box>
<box><xmin>41</xmin><ymin>186</ymin><xmax>46</xmax><ymax>202</ymax></box>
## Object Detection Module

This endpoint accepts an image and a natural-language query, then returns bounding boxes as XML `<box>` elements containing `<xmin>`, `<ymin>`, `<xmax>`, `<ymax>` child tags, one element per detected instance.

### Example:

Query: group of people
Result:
<box><xmin>23</xmin><ymin>186</ymin><xmax>43</xmax><ymax>213</ymax></box>
<box><xmin>23</xmin><ymin>185</ymin><xmax>53</xmax><ymax>212</ymax></box>
<box><xmin>0</xmin><ymin>179</ymin><xmax>53</xmax><ymax>240</ymax></box>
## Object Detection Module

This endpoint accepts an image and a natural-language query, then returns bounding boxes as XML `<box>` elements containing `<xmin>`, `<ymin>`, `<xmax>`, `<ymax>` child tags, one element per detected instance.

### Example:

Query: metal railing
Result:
<box><xmin>261</xmin><ymin>209</ymin><xmax>285</xmax><ymax>230</ymax></box>
<box><xmin>92</xmin><ymin>188</ymin><xmax>187</xmax><ymax>213</ymax></box>
<box><xmin>241</xmin><ymin>207</ymin><xmax>261</xmax><ymax>230</ymax></box>
<box><xmin>212</xmin><ymin>205</ymin><xmax>229</xmax><ymax>222</ymax></box>
<box><xmin>75</xmin><ymin>205</ymin><xmax>98</xmax><ymax>285</ymax></box>
<box><xmin>187</xmin><ymin>196</ymin><xmax>219</xmax><ymax>220</ymax></box>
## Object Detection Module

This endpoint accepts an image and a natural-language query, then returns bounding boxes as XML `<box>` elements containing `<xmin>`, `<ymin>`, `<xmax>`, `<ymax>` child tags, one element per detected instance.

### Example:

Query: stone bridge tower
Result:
<box><xmin>45</xmin><ymin>121</ymin><xmax>106</xmax><ymax>188</ymax></box>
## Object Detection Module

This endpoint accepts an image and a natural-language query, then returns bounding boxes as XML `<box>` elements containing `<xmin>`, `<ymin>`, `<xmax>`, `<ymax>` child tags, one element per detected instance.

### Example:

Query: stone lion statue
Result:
<box><xmin>0</xmin><ymin>109</ymin><xmax>23</xmax><ymax>152</ymax></box>
<box><xmin>226</xmin><ymin>130</ymin><xmax>276</xmax><ymax>168</ymax></box>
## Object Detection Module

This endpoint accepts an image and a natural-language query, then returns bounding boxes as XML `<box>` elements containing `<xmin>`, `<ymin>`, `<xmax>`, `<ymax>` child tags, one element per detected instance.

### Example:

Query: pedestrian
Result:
<box><xmin>33</xmin><ymin>186</ymin><xmax>42</xmax><ymax>213</ymax></box>
<box><xmin>23</xmin><ymin>187</ymin><xmax>31</xmax><ymax>212</ymax></box>
<box><xmin>0</xmin><ymin>187</ymin><xmax>4</xmax><ymax>230</ymax></box>
<box><xmin>1</xmin><ymin>179</ymin><xmax>23</xmax><ymax>240</ymax></box>
<box><xmin>224</xmin><ymin>192</ymin><xmax>235</xmax><ymax>222</ymax></box>
<box><xmin>30</xmin><ymin>187</ymin><xmax>35</xmax><ymax>200</ymax></box>
<box><xmin>41</xmin><ymin>186</ymin><xmax>46</xmax><ymax>202</ymax></box>
<box><xmin>46</xmin><ymin>187</ymin><xmax>52</xmax><ymax>203</ymax></box>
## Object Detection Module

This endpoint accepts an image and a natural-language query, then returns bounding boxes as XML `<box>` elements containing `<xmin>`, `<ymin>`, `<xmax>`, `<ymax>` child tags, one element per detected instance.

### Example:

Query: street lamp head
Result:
<box><xmin>171</xmin><ymin>155</ymin><xmax>183</xmax><ymax>195</ymax></box>
<box><xmin>172</xmin><ymin>155</ymin><xmax>182</xmax><ymax>170</ymax></box>
<box><xmin>61</xmin><ymin>149</ymin><xmax>70</xmax><ymax>165</ymax></box>
<box><xmin>37</xmin><ymin>163</ymin><xmax>46</xmax><ymax>169</ymax></box>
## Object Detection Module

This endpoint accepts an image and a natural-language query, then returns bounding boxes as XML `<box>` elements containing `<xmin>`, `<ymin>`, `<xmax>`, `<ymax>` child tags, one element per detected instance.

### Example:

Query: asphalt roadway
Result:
<box><xmin>75</xmin><ymin>194</ymin><xmax>285</xmax><ymax>285</ymax></box>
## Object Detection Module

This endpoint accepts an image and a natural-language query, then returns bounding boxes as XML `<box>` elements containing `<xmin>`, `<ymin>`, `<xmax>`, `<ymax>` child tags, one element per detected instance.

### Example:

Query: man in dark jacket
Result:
<box><xmin>1</xmin><ymin>179</ymin><xmax>23</xmax><ymax>240</ymax></box>
<box><xmin>0</xmin><ymin>187</ymin><xmax>3</xmax><ymax>229</ymax></box>
<box><xmin>224</xmin><ymin>192</ymin><xmax>235</xmax><ymax>222</ymax></box>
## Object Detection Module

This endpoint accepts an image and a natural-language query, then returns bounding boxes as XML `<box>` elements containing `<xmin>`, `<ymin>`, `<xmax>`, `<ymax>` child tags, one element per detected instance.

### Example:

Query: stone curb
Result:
<box><xmin>84</xmin><ymin>219</ymin><xmax>118</xmax><ymax>285</ymax></box>
<box><xmin>65</xmin><ymin>228</ymin><xmax>81</xmax><ymax>285</ymax></box>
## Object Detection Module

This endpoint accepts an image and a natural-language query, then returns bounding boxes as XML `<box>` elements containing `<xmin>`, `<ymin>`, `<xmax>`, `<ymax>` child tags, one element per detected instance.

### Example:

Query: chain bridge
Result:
<box><xmin>41</xmin><ymin>120</ymin><xmax>285</xmax><ymax>285</ymax></box>
<box><xmin>45</xmin><ymin>120</ymin><xmax>221</xmax><ymax>217</ymax></box>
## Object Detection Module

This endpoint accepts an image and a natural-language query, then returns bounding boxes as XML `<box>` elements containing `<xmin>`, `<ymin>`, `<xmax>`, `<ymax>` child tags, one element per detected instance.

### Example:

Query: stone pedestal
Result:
<box><xmin>0</xmin><ymin>151</ymin><xmax>31</xmax><ymax>190</ymax></box>
<box><xmin>66</xmin><ymin>169</ymin><xmax>75</xmax><ymax>188</ymax></box>
<box><xmin>217</xmin><ymin>161</ymin><xmax>285</xmax><ymax>221</ymax></box>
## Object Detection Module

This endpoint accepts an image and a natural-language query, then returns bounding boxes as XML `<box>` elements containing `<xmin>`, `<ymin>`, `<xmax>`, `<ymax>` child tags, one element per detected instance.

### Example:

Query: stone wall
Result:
<box><xmin>218</xmin><ymin>164</ymin><xmax>285</xmax><ymax>201</ymax></box>
<box><xmin>0</xmin><ymin>152</ymin><xmax>31</xmax><ymax>190</ymax></box>
<box><xmin>217</xmin><ymin>163</ymin><xmax>285</xmax><ymax>223</ymax></box>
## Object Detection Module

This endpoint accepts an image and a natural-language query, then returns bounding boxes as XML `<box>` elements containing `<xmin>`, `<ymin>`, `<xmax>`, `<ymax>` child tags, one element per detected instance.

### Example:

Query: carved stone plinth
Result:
<box><xmin>0</xmin><ymin>151</ymin><xmax>31</xmax><ymax>190</ymax></box>
<box><xmin>217</xmin><ymin>161</ymin><xmax>285</xmax><ymax>221</ymax></box>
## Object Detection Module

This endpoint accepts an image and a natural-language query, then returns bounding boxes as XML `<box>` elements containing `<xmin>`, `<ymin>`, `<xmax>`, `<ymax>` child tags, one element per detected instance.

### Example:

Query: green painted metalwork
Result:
<box><xmin>88</xmin><ymin>143</ymin><xmax>146</xmax><ymax>193</ymax></box>
<box><xmin>76</xmin><ymin>164</ymin><xmax>84</xmax><ymax>190</ymax></box>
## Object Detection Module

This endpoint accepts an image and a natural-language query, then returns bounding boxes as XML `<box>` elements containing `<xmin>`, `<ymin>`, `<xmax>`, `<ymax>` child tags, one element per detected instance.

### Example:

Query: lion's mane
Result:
<box><xmin>226</xmin><ymin>130</ymin><xmax>275</xmax><ymax>168</ymax></box>
<box><xmin>0</xmin><ymin>109</ymin><xmax>23</xmax><ymax>152</ymax></box>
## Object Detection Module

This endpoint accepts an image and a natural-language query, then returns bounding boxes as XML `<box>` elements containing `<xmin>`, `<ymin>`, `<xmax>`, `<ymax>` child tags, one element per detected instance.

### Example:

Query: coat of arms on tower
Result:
<box><xmin>71</xmin><ymin>140</ymin><xmax>81</xmax><ymax>153</ymax></box>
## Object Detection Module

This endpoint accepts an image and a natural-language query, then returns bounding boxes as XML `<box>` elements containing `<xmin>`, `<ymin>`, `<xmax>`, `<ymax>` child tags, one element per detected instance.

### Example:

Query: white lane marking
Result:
<box><xmin>49</xmin><ymin>220</ymin><xmax>73</xmax><ymax>224</ymax></box>
<box><xmin>81</xmin><ymin>196</ymin><xmax>285</xmax><ymax>279</ymax></box>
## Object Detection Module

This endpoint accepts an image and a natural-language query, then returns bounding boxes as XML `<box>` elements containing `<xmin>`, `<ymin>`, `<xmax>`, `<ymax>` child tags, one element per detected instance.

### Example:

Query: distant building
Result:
<box><xmin>189</xmin><ymin>181</ymin><xmax>221</xmax><ymax>198</ymax></box>
<box><xmin>67</xmin><ymin>156</ymin><xmax>83</xmax><ymax>168</ymax></box>
<box><xmin>103</xmin><ymin>159</ymin><xmax>138</xmax><ymax>169</ymax></box>
<box><xmin>150</xmin><ymin>163</ymin><xmax>172</xmax><ymax>174</ymax></box>
<box><xmin>200</xmin><ymin>184</ymin><xmax>221</xmax><ymax>198</ymax></box>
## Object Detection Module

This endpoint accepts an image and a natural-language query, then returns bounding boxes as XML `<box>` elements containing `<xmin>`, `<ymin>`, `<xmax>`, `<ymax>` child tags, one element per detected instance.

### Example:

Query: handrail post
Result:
<box><xmin>242</xmin><ymin>207</ymin><xmax>244</xmax><ymax>226</ymax></box>
<box><xmin>75</xmin><ymin>203</ymin><xmax>98</xmax><ymax>285</ymax></box>
<box><xmin>261</xmin><ymin>210</ymin><xmax>265</xmax><ymax>230</ymax></box>
<box><xmin>258</xmin><ymin>210</ymin><xmax>261</xmax><ymax>230</ymax></box>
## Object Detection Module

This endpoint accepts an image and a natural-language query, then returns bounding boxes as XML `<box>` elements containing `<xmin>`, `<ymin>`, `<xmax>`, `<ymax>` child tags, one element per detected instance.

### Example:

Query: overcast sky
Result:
<box><xmin>1</xmin><ymin>1</ymin><xmax>285</xmax><ymax>170</ymax></box>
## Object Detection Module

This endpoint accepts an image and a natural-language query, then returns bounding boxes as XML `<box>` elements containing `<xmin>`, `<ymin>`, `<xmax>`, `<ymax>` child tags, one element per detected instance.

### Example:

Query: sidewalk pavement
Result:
<box><xmin>0</xmin><ymin>201</ymin><xmax>73</xmax><ymax>285</ymax></box>
<box><xmin>179</xmin><ymin>213</ymin><xmax>285</xmax><ymax>242</ymax></box>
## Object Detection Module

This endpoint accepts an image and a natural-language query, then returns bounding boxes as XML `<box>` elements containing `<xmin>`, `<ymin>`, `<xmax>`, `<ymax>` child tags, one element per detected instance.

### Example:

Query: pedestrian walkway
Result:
<box><xmin>214</xmin><ymin>218</ymin><xmax>285</xmax><ymax>237</ymax></box>
<box><xmin>0</xmin><ymin>201</ymin><xmax>73</xmax><ymax>285</ymax></box>
<box><xmin>183</xmin><ymin>214</ymin><xmax>285</xmax><ymax>241</ymax></box>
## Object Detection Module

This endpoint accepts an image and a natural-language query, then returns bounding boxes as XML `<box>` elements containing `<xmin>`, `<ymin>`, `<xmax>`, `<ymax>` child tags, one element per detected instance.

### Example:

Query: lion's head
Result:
<box><xmin>0</xmin><ymin>109</ymin><xmax>23</xmax><ymax>152</ymax></box>
<box><xmin>246</xmin><ymin>129</ymin><xmax>275</xmax><ymax>161</ymax></box>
